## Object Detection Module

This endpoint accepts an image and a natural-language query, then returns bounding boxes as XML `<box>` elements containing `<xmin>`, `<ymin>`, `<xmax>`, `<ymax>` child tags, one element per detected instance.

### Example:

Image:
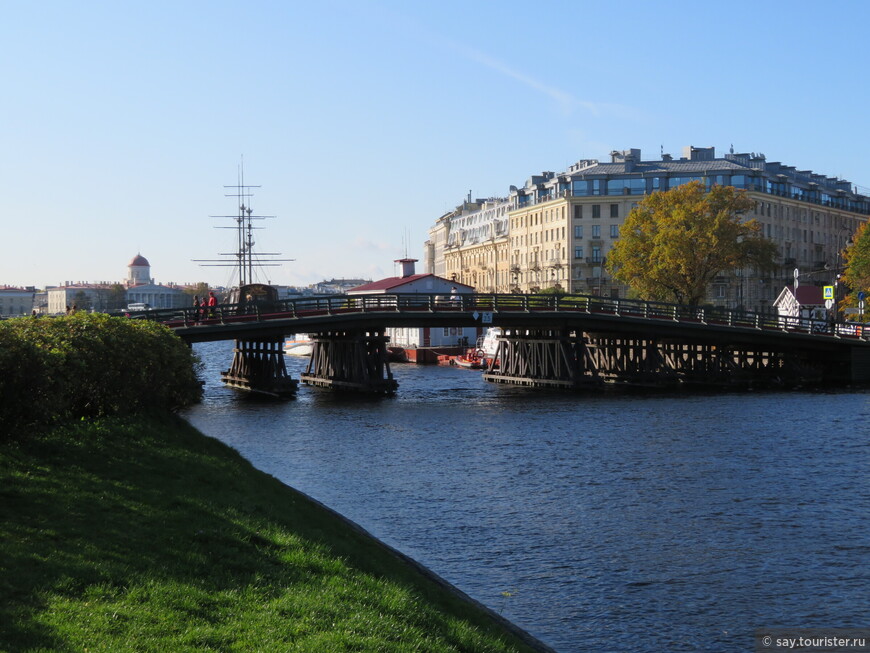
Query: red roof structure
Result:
<box><xmin>785</xmin><ymin>284</ymin><xmax>825</xmax><ymax>305</ymax></box>
<box><xmin>349</xmin><ymin>274</ymin><xmax>475</xmax><ymax>294</ymax></box>
<box><xmin>129</xmin><ymin>254</ymin><xmax>150</xmax><ymax>267</ymax></box>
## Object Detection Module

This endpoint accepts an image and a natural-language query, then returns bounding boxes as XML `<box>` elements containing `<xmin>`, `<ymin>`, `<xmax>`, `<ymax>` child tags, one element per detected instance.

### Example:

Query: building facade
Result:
<box><xmin>123</xmin><ymin>254</ymin><xmax>186</xmax><ymax>309</ymax></box>
<box><xmin>45</xmin><ymin>254</ymin><xmax>188</xmax><ymax>314</ymax></box>
<box><xmin>429</xmin><ymin>147</ymin><xmax>870</xmax><ymax>312</ymax></box>
<box><xmin>424</xmin><ymin>194</ymin><xmax>512</xmax><ymax>293</ymax></box>
<box><xmin>0</xmin><ymin>286</ymin><xmax>36</xmax><ymax>316</ymax></box>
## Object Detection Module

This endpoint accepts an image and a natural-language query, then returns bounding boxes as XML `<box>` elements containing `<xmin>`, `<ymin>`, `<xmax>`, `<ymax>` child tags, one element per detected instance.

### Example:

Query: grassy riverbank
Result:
<box><xmin>0</xmin><ymin>414</ymin><xmax>540</xmax><ymax>652</ymax></box>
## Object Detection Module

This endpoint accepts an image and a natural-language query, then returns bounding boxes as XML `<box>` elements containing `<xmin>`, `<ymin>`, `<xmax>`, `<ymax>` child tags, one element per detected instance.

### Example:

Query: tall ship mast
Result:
<box><xmin>193</xmin><ymin>162</ymin><xmax>292</xmax><ymax>291</ymax></box>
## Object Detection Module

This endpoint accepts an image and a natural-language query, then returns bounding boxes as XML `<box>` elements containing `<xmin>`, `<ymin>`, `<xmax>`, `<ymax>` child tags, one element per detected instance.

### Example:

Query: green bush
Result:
<box><xmin>0</xmin><ymin>313</ymin><xmax>201</xmax><ymax>435</ymax></box>
<box><xmin>0</xmin><ymin>328</ymin><xmax>54</xmax><ymax>432</ymax></box>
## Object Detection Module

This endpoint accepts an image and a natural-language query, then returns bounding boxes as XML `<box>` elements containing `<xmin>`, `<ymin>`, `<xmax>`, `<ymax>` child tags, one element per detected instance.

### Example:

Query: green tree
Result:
<box><xmin>106</xmin><ymin>283</ymin><xmax>128</xmax><ymax>311</ymax></box>
<box><xmin>606</xmin><ymin>181</ymin><xmax>778</xmax><ymax>306</ymax></box>
<box><xmin>840</xmin><ymin>220</ymin><xmax>870</xmax><ymax>311</ymax></box>
<box><xmin>71</xmin><ymin>290</ymin><xmax>92</xmax><ymax>312</ymax></box>
<box><xmin>183</xmin><ymin>282</ymin><xmax>210</xmax><ymax>298</ymax></box>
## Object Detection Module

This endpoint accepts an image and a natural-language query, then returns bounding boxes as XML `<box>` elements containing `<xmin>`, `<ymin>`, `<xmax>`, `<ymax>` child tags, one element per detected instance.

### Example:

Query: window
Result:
<box><xmin>574</xmin><ymin>225</ymin><xmax>583</xmax><ymax>238</ymax></box>
<box><xmin>610</xmin><ymin>225</ymin><xmax>620</xmax><ymax>238</ymax></box>
<box><xmin>574</xmin><ymin>246</ymin><xmax>583</xmax><ymax>259</ymax></box>
<box><xmin>592</xmin><ymin>204</ymin><xmax>601</xmax><ymax>218</ymax></box>
<box><xmin>610</xmin><ymin>204</ymin><xmax>619</xmax><ymax>218</ymax></box>
<box><xmin>606</xmin><ymin>178</ymin><xmax>645</xmax><ymax>195</ymax></box>
<box><xmin>591</xmin><ymin>225</ymin><xmax>601</xmax><ymax>238</ymax></box>
<box><xmin>591</xmin><ymin>246</ymin><xmax>602</xmax><ymax>263</ymax></box>
<box><xmin>572</xmin><ymin>180</ymin><xmax>590</xmax><ymax>196</ymax></box>
<box><xmin>573</xmin><ymin>205</ymin><xmax>582</xmax><ymax>219</ymax></box>
<box><xmin>706</xmin><ymin>175</ymin><xmax>725</xmax><ymax>189</ymax></box>
<box><xmin>668</xmin><ymin>176</ymin><xmax>701</xmax><ymax>189</ymax></box>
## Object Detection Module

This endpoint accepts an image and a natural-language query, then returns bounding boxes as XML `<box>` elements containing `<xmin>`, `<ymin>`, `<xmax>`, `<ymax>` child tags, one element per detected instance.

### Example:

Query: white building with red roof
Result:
<box><xmin>773</xmin><ymin>284</ymin><xmax>827</xmax><ymax>321</ymax></box>
<box><xmin>347</xmin><ymin>258</ymin><xmax>479</xmax><ymax>355</ymax></box>
<box><xmin>45</xmin><ymin>254</ymin><xmax>187</xmax><ymax>314</ymax></box>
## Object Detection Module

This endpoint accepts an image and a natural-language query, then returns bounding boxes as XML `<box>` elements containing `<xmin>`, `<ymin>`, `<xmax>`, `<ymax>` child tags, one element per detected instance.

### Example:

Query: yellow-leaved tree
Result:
<box><xmin>606</xmin><ymin>181</ymin><xmax>778</xmax><ymax>306</ymax></box>
<box><xmin>840</xmin><ymin>220</ymin><xmax>870</xmax><ymax>313</ymax></box>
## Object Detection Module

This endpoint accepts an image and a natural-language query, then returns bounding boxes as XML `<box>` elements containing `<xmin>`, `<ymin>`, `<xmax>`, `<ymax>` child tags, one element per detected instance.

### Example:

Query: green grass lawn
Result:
<box><xmin>0</xmin><ymin>415</ymin><xmax>542</xmax><ymax>652</ymax></box>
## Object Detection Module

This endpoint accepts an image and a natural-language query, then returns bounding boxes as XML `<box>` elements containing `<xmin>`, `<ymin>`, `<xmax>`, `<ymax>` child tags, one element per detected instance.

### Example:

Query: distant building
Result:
<box><xmin>348</xmin><ymin>258</ymin><xmax>477</xmax><ymax>351</ymax></box>
<box><xmin>47</xmin><ymin>283</ymin><xmax>113</xmax><ymax>314</ymax></box>
<box><xmin>123</xmin><ymin>254</ymin><xmax>186</xmax><ymax>309</ymax></box>
<box><xmin>311</xmin><ymin>278</ymin><xmax>372</xmax><ymax>295</ymax></box>
<box><xmin>273</xmin><ymin>285</ymin><xmax>313</xmax><ymax>301</ymax></box>
<box><xmin>46</xmin><ymin>254</ymin><xmax>187</xmax><ymax>314</ymax></box>
<box><xmin>126</xmin><ymin>253</ymin><xmax>152</xmax><ymax>286</ymax></box>
<box><xmin>0</xmin><ymin>286</ymin><xmax>36</xmax><ymax>316</ymax></box>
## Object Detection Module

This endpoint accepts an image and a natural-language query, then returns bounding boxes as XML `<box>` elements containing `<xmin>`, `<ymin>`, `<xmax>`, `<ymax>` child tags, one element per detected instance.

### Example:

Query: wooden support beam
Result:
<box><xmin>221</xmin><ymin>337</ymin><xmax>298</xmax><ymax>397</ymax></box>
<box><xmin>300</xmin><ymin>330</ymin><xmax>398</xmax><ymax>395</ymax></box>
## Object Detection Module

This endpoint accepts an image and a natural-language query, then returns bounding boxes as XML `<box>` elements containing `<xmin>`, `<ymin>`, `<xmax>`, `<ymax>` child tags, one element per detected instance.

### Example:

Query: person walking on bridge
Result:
<box><xmin>207</xmin><ymin>291</ymin><xmax>217</xmax><ymax>318</ymax></box>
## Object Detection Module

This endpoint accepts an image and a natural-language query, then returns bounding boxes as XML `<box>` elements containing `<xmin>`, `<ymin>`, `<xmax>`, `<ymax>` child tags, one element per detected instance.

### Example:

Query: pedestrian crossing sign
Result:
<box><xmin>823</xmin><ymin>285</ymin><xmax>834</xmax><ymax>300</ymax></box>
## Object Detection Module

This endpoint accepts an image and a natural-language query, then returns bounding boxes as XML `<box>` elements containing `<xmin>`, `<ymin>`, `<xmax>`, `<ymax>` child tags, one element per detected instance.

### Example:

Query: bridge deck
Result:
<box><xmin>131</xmin><ymin>293</ymin><xmax>867</xmax><ymax>353</ymax></box>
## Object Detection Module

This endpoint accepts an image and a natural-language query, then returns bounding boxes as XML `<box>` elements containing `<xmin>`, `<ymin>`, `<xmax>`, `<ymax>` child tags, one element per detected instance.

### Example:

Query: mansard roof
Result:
<box><xmin>565</xmin><ymin>159</ymin><xmax>750</xmax><ymax>178</ymax></box>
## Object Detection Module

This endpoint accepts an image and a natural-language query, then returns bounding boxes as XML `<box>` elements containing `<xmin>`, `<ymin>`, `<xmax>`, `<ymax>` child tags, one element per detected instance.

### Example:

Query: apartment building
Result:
<box><xmin>430</xmin><ymin>147</ymin><xmax>869</xmax><ymax>311</ymax></box>
<box><xmin>425</xmin><ymin>194</ymin><xmax>512</xmax><ymax>293</ymax></box>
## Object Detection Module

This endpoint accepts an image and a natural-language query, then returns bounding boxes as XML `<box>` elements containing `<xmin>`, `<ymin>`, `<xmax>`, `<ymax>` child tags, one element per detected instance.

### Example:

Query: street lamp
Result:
<box><xmin>833</xmin><ymin>227</ymin><xmax>854</xmax><ymax>322</ymax></box>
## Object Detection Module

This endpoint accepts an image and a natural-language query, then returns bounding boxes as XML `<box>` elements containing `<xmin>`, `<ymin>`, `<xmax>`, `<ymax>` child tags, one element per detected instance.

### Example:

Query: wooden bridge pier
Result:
<box><xmin>483</xmin><ymin>329</ymin><xmax>601</xmax><ymax>389</ymax></box>
<box><xmin>221</xmin><ymin>337</ymin><xmax>299</xmax><ymax>397</ymax></box>
<box><xmin>483</xmin><ymin>330</ymin><xmax>844</xmax><ymax>390</ymax></box>
<box><xmin>300</xmin><ymin>330</ymin><xmax>398</xmax><ymax>395</ymax></box>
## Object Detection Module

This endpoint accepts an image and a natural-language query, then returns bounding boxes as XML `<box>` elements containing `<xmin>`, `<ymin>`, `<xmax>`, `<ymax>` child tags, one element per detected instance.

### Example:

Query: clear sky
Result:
<box><xmin>3</xmin><ymin>0</ymin><xmax>870</xmax><ymax>289</ymax></box>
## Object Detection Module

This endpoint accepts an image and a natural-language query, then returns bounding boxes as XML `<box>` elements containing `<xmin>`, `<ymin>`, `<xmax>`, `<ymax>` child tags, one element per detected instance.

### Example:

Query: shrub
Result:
<box><xmin>0</xmin><ymin>327</ymin><xmax>54</xmax><ymax>432</ymax></box>
<box><xmin>0</xmin><ymin>313</ymin><xmax>202</xmax><ymax>436</ymax></box>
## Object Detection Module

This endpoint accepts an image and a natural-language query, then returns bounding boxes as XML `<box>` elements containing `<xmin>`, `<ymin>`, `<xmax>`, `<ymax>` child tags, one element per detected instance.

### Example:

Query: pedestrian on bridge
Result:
<box><xmin>207</xmin><ymin>291</ymin><xmax>217</xmax><ymax>318</ymax></box>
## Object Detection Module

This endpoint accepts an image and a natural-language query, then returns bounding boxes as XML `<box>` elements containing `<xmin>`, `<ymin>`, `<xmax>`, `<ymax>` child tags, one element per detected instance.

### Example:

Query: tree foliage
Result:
<box><xmin>183</xmin><ymin>282</ymin><xmax>211</xmax><ymax>298</ymax></box>
<box><xmin>606</xmin><ymin>181</ymin><xmax>779</xmax><ymax>306</ymax></box>
<box><xmin>840</xmin><ymin>220</ymin><xmax>870</xmax><ymax>310</ymax></box>
<box><xmin>0</xmin><ymin>313</ymin><xmax>202</xmax><ymax>436</ymax></box>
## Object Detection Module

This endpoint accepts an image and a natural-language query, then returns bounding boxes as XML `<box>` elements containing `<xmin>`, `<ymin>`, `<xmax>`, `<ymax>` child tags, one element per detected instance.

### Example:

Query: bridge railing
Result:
<box><xmin>127</xmin><ymin>292</ymin><xmax>868</xmax><ymax>341</ymax></box>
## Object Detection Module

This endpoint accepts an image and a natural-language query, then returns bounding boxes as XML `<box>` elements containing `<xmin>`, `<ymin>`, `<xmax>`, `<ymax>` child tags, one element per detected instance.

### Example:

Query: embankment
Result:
<box><xmin>0</xmin><ymin>414</ymin><xmax>551</xmax><ymax>652</ymax></box>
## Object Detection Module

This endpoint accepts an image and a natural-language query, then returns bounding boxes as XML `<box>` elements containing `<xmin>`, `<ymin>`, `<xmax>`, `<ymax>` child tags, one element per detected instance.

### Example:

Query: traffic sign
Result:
<box><xmin>825</xmin><ymin>299</ymin><xmax>833</xmax><ymax>309</ymax></box>
<box><xmin>823</xmin><ymin>286</ymin><xmax>834</xmax><ymax>300</ymax></box>
<box><xmin>859</xmin><ymin>291</ymin><xmax>866</xmax><ymax>302</ymax></box>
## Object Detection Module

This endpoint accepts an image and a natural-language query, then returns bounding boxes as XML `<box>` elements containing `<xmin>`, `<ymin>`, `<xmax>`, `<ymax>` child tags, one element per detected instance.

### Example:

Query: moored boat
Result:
<box><xmin>476</xmin><ymin>327</ymin><xmax>502</xmax><ymax>362</ymax></box>
<box><xmin>284</xmin><ymin>334</ymin><xmax>313</xmax><ymax>356</ymax></box>
<box><xmin>453</xmin><ymin>349</ymin><xmax>485</xmax><ymax>369</ymax></box>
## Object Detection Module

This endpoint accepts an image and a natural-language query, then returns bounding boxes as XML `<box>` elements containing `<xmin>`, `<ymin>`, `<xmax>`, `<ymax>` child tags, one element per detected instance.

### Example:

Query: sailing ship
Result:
<box><xmin>193</xmin><ymin>164</ymin><xmax>296</xmax><ymax>396</ymax></box>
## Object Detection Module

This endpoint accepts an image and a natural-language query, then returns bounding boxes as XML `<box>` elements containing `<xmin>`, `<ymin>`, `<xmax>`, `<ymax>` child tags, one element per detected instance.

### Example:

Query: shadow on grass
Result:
<box><xmin>0</xmin><ymin>414</ymin><xmax>542</xmax><ymax>652</ymax></box>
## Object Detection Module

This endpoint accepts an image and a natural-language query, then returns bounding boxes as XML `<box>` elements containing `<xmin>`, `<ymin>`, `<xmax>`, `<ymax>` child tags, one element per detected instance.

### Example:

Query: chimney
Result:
<box><xmin>395</xmin><ymin>258</ymin><xmax>418</xmax><ymax>278</ymax></box>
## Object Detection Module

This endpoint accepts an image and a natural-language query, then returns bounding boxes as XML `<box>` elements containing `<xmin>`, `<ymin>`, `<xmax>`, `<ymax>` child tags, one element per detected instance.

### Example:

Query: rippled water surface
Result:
<box><xmin>183</xmin><ymin>341</ymin><xmax>870</xmax><ymax>652</ymax></box>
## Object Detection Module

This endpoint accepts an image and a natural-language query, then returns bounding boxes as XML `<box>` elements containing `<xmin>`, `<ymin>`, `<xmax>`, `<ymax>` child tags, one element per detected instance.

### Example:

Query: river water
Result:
<box><xmin>183</xmin><ymin>341</ymin><xmax>870</xmax><ymax>652</ymax></box>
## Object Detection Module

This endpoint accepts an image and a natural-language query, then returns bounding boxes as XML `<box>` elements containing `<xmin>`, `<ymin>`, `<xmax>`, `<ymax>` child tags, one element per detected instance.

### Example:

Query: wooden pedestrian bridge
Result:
<box><xmin>129</xmin><ymin>292</ymin><xmax>870</xmax><ymax>396</ymax></box>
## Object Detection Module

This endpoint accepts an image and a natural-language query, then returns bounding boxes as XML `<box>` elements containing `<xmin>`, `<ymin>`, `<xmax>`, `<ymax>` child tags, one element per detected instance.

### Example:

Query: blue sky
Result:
<box><xmin>3</xmin><ymin>0</ymin><xmax>869</xmax><ymax>289</ymax></box>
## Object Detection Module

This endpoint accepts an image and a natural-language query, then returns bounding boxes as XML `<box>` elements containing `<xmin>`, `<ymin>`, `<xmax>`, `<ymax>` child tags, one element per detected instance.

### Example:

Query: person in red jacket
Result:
<box><xmin>207</xmin><ymin>291</ymin><xmax>217</xmax><ymax>318</ymax></box>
